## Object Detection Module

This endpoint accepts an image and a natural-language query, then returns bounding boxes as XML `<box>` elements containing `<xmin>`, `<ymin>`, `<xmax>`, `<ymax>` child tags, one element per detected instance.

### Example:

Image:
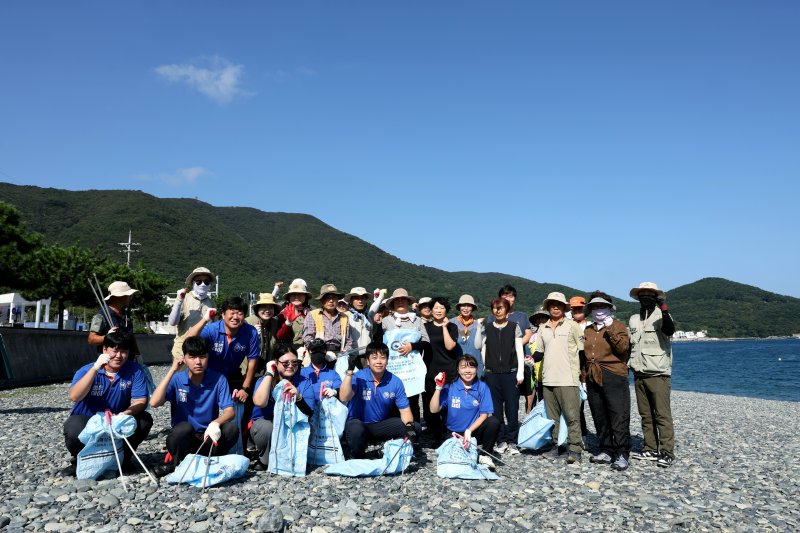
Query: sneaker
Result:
<box><xmin>478</xmin><ymin>455</ymin><xmax>496</xmax><ymax>471</ymax></box>
<box><xmin>495</xmin><ymin>442</ymin><xmax>509</xmax><ymax>454</ymax></box>
<box><xmin>590</xmin><ymin>452</ymin><xmax>612</xmax><ymax>464</ymax></box>
<box><xmin>632</xmin><ymin>450</ymin><xmax>660</xmax><ymax>461</ymax></box>
<box><xmin>506</xmin><ymin>444</ymin><xmax>521</xmax><ymax>456</ymax></box>
<box><xmin>566</xmin><ymin>451</ymin><xmax>582</xmax><ymax>464</ymax></box>
<box><xmin>251</xmin><ymin>461</ymin><xmax>267</xmax><ymax>471</ymax></box>
<box><xmin>557</xmin><ymin>445</ymin><xmax>568</xmax><ymax>456</ymax></box>
<box><xmin>59</xmin><ymin>460</ymin><xmax>77</xmax><ymax>477</ymax></box>
<box><xmin>657</xmin><ymin>454</ymin><xmax>674</xmax><ymax>468</ymax></box>
<box><xmin>611</xmin><ymin>455</ymin><xmax>629</xmax><ymax>471</ymax></box>
<box><xmin>153</xmin><ymin>463</ymin><xmax>176</xmax><ymax>478</ymax></box>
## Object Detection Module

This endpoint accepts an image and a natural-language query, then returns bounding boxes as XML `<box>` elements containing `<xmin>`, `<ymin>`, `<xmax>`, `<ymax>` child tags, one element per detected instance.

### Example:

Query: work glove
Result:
<box><xmin>516</xmin><ymin>369</ymin><xmax>524</xmax><ymax>385</ymax></box>
<box><xmin>177</xmin><ymin>288</ymin><xmax>187</xmax><ymax>299</ymax></box>
<box><xmin>434</xmin><ymin>372</ymin><xmax>446</xmax><ymax>390</ymax></box>
<box><xmin>93</xmin><ymin>353</ymin><xmax>110</xmax><ymax>371</ymax></box>
<box><xmin>657</xmin><ymin>295</ymin><xmax>668</xmax><ymax>312</ymax></box>
<box><xmin>403</xmin><ymin>422</ymin><xmax>417</xmax><ymax>441</ymax></box>
<box><xmin>203</xmin><ymin>308</ymin><xmax>217</xmax><ymax>321</ymax></box>
<box><xmin>204</xmin><ymin>421</ymin><xmax>221</xmax><ymax>444</ymax></box>
<box><xmin>322</xmin><ymin>387</ymin><xmax>337</xmax><ymax>398</ymax></box>
<box><xmin>603</xmin><ymin>316</ymin><xmax>614</xmax><ymax>328</ymax></box>
<box><xmin>462</xmin><ymin>429</ymin><xmax>472</xmax><ymax>450</ymax></box>
<box><xmin>266</xmin><ymin>360</ymin><xmax>278</xmax><ymax>377</ymax></box>
<box><xmin>347</xmin><ymin>353</ymin><xmax>359</xmax><ymax>371</ymax></box>
<box><xmin>325</xmin><ymin>351</ymin><xmax>338</xmax><ymax>362</ymax></box>
<box><xmin>283</xmin><ymin>303</ymin><xmax>301</xmax><ymax>324</ymax></box>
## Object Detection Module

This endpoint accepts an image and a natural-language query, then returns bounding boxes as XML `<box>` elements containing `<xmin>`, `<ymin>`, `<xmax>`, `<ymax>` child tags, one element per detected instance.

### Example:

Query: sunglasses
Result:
<box><xmin>194</xmin><ymin>279</ymin><xmax>212</xmax><ymax>286</ymax></box>
<box><xmin>277</xmin><ymin>360</ymin><xmax>299</xmax><ymax>368</ymax></box>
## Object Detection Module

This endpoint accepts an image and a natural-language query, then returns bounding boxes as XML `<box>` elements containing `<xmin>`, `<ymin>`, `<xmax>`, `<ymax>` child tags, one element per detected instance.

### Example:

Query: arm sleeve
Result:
<box><xmin>660</xmin><ymin>311</ymin><xmax>676</xmax><ymax>336</ymax></box>
<box><xmin>167</xmin><ymin>299</ymin><xmax>183</xmax><ymax>327</ymax></box>
<box><xmin>272</xmin><ymin>284</ymin><xmax>281</xmax><ymax>298</ymax></box>
<box><xmin>367</xmin><ymin>293</ymin><xmax>384</xmax><ymax>322</ymax></box>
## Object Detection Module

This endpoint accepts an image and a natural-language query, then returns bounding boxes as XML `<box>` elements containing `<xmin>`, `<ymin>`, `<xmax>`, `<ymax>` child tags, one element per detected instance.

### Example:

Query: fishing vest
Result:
<box><xmin>311</xmin><ymin>309</ymin><xmax>349</xmax><ymax>345</ymax></box>
<box><xmin>628</xmin><ymin>309</ymin><xmax>672</xmax><ymax>376</ymax></box>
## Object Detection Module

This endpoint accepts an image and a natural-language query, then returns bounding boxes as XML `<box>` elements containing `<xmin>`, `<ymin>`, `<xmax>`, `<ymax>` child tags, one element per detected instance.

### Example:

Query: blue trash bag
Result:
<box><xmin>164</xmin><ymin>453</ymin><xmax>249</xmax><ymax>488</ymax></box>
<box><xmin>307</xmin><ymin>397</ymin><xmax>348</xmax><ymax>466</ymax></box>
<box><xmin>436</xmin><ymin>436</ymin><xmax>499</xmax><ymax>480</ymax></box>
<box><xmin>268</xmin><ymin>381</ymin><xmax>310</xmax><ymax>477</ymax></box>
<box><xmin>76</xmin><ymin>413</ymin><xmax>137</xmax><ymax>480</ymax></box>
<box><xmin>324</xmin><ymin>438</ymin><xmax>412</xmax><ymax>477</ymax></box>
<box><xmin>517</xmin><ymin>400</ymin><xmax>555</xmax><ymax>450</ymax></box>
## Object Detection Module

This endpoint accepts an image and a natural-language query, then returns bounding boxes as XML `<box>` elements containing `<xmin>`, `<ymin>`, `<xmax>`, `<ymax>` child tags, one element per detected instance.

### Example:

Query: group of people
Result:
<box><xmin>64</xmin><ymin>268</ymin><xmax>677</xmax><ymax>479</ymax></box>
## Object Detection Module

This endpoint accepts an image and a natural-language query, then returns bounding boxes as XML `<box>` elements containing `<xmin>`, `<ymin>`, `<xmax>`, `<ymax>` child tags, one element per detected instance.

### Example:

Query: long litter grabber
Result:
<box><xmin>177</xmin><ymin>440</ymin><xmax>209</xmax><ymax>486</ymax></box>
<box><xmin>451</xmin><ymin>432</ymin><xmax>509</xmax><ymax>467</ymax></box>
<box><xmin>104</xmin><ymin>410</ymin><xmax>128</xmax><ymax>492</ymax></box>
<box><xmin>378</xmin><ymin>437</ymin><xmax>411</xmax><ymax>477</ymax></box>
<box><xmin>119</xmin><ymin>436</ymin><xmax>158</xmax><ymax>486</ymax></box>
<box><xmin>201</xmin><ymin>440</ymin><xmax>216</xmax><ymax>492</ymax></box>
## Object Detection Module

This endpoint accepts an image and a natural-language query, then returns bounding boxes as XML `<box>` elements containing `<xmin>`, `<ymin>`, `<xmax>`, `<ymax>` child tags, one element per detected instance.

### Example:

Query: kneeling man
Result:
<box><xmin>339</xmin><ymin>341</ymin><xmax>421</xmax><ymax>458</ymax></box>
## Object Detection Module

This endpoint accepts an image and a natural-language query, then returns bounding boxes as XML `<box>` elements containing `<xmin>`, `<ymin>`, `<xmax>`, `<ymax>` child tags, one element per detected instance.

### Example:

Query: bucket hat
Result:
<box><xmin>185</xmin><ymin>267</ymin><xmax>214</xmax><ymax>286</ymax></box>
<box><xmin>385</xmin><ymin>288</ymin><xmax>416</xmax><ymax>310</ymax></box>
<box><xmin>105</xmin><ymin>281</ymin><xmax>138</xmax><ymax>300</ymax></box>
<box><xmin>345</xmin><ymin>287</ymin><xmax>370</xmax><ymax>304</ymax></box>
<box><xmin>629</xmin><ymin>282</ymin><xmax>665</xmax><ymax>301</ymax></box>
<box><xmin>252</xmin><ymin>293</ymin><xmax>281</xmax><ymax>314</ymax></box>
<box><xmin>528</xmin><ymin>306</ymin><xmax>550</xmax><ymax>323</ymax></box>
<box><xmin>417</xmin><ymin>296</ymin><xmax>432</xmax><ymax>308</ymax></box>
<box><xmin>542</xmin><ymin>291</ymin><xmax>568</xmax><ymax>309</ymax></box>
<box><xmin>283</xmin><ymin>279</ymin><xmax>312</xmax><ymax>299</ymax></box>
<box><xmin>455</xmin><ymin>294</ymin><xmax>477</xmax><ymax>310</ymax></box>
<box><xmin>584</xmin><ymin>297</ymin><xmax>616</xmax><ymax>313</ymax></box>
<box><xmin>317</xmin><ymin>283</ymin><xmax>344</xmax><ymax>301</ymax></box>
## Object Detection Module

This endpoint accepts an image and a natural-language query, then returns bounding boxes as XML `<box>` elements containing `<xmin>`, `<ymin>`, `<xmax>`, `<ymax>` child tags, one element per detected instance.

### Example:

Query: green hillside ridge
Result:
<box><xmin>2</xmin><ymin>182</ymin><xmax>799</xmax><ymax>338</ymax></box>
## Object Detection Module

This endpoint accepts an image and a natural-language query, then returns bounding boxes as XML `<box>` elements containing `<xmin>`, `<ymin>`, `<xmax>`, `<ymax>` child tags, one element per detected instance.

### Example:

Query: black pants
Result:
<box><xmin>485</xmin><ymin>372</ymin><xmax>520</xmax><ymax>444</ymax></box>
<box><xmin>344</xmin><ymin>418</ymin><xmax>422</xmax><ymax>459</ymax></box>
<box><xmin>452</xmin><ymin>416</ymin><xmax>502</xmax><ymax>452</ymax></box>
<box><xmin>226</xmin><ymin>374</ymin><xmax>253</xmax><ymax>450</ymax></box>
<box><xmin>407</xmin><ymin>394</ymin><xmax>421</xmax><ymax>422</ymax></box>
<box><xmin>587</xmin><ymin>369</ymin><xmax>631</xmax><ymax>458</ymax></box>
<box><xmin>165</xmin><ymin>421</ymin><xmax>240</xmax><ymax>463</ymax></box>
<box><xmin>64</xmin><ymin>411</ymin><xmax>153</xmax><ymax>462</ymax></box>
<box><xmin>422</xmin><ymin>375</ymin><xmax>447</xmax><ymax>443</ymax></box>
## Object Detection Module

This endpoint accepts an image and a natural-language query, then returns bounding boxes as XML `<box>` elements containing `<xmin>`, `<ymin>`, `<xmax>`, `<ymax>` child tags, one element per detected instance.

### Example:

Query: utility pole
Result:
<box><xmin>118</xmin><ymin>230</ymin><xmax>140</xmax><ymax>266</ymax></box>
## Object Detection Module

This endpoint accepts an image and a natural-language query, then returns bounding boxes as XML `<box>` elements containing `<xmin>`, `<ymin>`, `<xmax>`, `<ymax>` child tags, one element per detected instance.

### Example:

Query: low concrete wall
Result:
<box><xmin>0</xmin><ymin>328</ymin><xmax>173</xmax><ymax>388</ymax></box>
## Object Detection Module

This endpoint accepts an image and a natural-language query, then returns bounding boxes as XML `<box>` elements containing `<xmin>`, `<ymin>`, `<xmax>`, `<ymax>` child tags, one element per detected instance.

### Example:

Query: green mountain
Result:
<box><xmin>2</xmin><ymin>182</ymin><xmax>799</xmax><ymax>337</ymax></box>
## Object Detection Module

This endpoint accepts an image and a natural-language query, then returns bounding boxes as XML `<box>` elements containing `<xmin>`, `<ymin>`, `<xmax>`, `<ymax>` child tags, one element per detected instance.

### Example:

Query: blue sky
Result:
<box><xmin>1</xmin><ymin>2</ymin><xmax>798</xmax><ymax>299</ymax></box>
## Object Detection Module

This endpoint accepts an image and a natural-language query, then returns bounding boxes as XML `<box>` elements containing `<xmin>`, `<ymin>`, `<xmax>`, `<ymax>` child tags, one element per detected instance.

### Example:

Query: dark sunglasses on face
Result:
<box><xmin>194</xmin><ymin>279</ymin><xmax>212</xmax><ymax>286</ymax></box>
<box><xmin>277</xmin><ymin>360</ymin><xmax>299</xmax><ymax>368</ymax></box>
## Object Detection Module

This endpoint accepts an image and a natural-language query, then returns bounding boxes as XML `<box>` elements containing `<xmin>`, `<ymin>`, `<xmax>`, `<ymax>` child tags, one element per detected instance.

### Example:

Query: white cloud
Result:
<box><xmin>155</xmin><ymin>56</ymin><xmax>251</xmax><ymax>104</ymax></box>
<box><xmin>134</xmin><ymin>166</ymin><xmax>210</xmax><ymax>187</ymax></box>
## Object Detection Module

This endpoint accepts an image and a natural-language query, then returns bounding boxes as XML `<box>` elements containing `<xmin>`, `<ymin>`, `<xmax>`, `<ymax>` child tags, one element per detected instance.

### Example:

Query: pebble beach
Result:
<box><xmin>1</xmin><ymin>365</ymin><xmax>798</xmax><ymax>532</ymax></box>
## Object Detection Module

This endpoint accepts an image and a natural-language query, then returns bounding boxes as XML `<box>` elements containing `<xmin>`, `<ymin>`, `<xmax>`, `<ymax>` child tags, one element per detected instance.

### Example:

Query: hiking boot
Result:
<box><xmin>590</xmin><ymin>452</ymin><xmax>612</xmax><ymax>464</ymax></box>
<box><xmin>495</xmin><ymin>442</ymin><xmax>509</xmax><ymax>454</ymax></box>
<box><xmin>566</xmin><ymin>451</ymin><xmax>582</xmax><ymax>464</ymax></box>
<box><xmin>506</xmin><ymin>444</ymin><xmax>521</xmax><ymax>456</ymax></box>
<box><xmin>60</xmin><ymin>460</ymin><xmax>77</xmax><ymax>477</ymax></box>
<box><xmin>251</xmin><ymin>461</ymin><xmax>267</xmax><ymax>472</ymax></box>
<box><xmin>153</xmin><ymin>463</ymin><xmax>176</xmax><ymax>478</ymax></box>
<box><xmin>478</xmin><ymin>455</ymin><xmax>496</xmax><ymax>471</ymax></box>
<box><xmin>557</xmin><ymin>445</ymin><xmax>568</xmax><ymax>456</ymax></box>
<box><xmin>632</xmin><ymin>450</ymin><xmax>660</xmax><ymax>461</ymax></box>
<box><xmin>611</xmin><ymin>455</ymin><xmax>629</xmax><ymax>471</ymax></box>
<box><xmin>657</xmin><ymin>454</ymin><xmax>674</xmax><ymax>468</ymax></box>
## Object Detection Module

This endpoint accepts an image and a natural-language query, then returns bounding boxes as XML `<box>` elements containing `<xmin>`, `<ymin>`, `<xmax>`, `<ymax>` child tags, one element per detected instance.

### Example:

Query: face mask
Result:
<box><xmin>193</xmin><ymin>284</ymin><xmax>209</xmax><ymax>300</ymax></box>
<box><xmin>591</xmin><ymin>308</ymin><xmax>613</xmax><ymax>323</ymax></box>
<box><xmin>310</xmin><ymin>352</ymin><xmax>326</xmax><ymax>366</ymax></box>
<box><xmin>639</xmin><ymin>295</ymin><xmax>658</xmax><ymax>310</ymax></box>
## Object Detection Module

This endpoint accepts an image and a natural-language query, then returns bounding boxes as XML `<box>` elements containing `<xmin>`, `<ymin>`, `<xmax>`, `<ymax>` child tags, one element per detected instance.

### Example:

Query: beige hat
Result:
<box><xmin>283</xmin><ymin>278</ymin><xmax>312</xmax><ymax>299</ymax></box>
<box><xmin>417</xmin><ymin>296</ymin><xmax>432</xmax><ymax>308</ymax></box>
<box><xmin>385</xmin><ymin>288</ymin><xmax>416</xmax><ymax>310</ymax></box>
<box><xmin>252</xmin><ymin>293</ymin><xmax>281</xmax><ymax>314</ymax></box>
<box><xmin>105</xmin><ymin>281</ymin><xmax>138</xmax><ymax>301</ymax></box>
<box><xmin>185</xmin><ymin>267</ymin><xmax>214</xmax><ymax>286</ymax></box>
<box><xmin>316</xmin><ymin>283</ymin><xmax>344</xmax><ymax>301</ymax></box>
<box><xmin>345</xmin><ymin>287</ymin><xmax>369</xmax><ymax>303</ymax></box>
<box><xmin>630</xmin><ymin>282</ymin><xmax>666</xmax><ymax>300</ymax></box>
<box><xmin>455</xmin><ymin>294</ymin><xmax>477</xmax><ymax>310</ymax></box>
<box><xmin>542</xmin><ymin>291</ymin><xmax>569</xmax><ymax>308</ymax></box>
<box><xmin>584</xmin><ymin>297</ymin><xmax>616</xmax><ymax>312</ymax></box>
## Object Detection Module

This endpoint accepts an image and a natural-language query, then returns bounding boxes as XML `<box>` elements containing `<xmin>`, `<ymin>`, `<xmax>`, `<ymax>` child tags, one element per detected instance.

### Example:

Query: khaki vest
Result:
<box><xmin>628</xmin><ymin>309</ymin><xmax>672</xmax><ymax>376</ymax></box>
<box><xmin>310</xmin><ymin>309</ymin><xmax>349</xmax><ymax>344</ymax></box>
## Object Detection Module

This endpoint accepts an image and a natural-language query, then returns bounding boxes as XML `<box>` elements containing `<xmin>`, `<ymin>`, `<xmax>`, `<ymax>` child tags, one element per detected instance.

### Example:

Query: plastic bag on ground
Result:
<box><xmin>164</xmin><ymin>453</ymin><xmax>249</xmax><ymax>487</ymax></box>
<box><xmin>436</xmin><ymin>436</ymin><xmax>499</xmax><ymax>480</ymax></box>
<box><xmin>268</xmin><ymin>381</ymin><xmax>310</xmax><ymax>477</ymax></box>
<box><xmin>307</xmin><ymin>397</ymin><xmax>347</xmax><ymax>466</ymax></box>
<box><xmin>76</xmin><ymin>413</ymin><xmax>136</xmax><ymax>480</ymax></box>
<box><xmin>324</xmin><ymin>438</ymin><xmax>412</xmax><ymax>477</ymax></box>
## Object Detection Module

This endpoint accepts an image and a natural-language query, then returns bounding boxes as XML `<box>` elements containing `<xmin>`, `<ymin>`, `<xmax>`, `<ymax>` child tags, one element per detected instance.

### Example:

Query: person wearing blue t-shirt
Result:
<box><xmin>299</xmin><ymin>338</ymin><xmax>342</xmax><ymax>402</ymax></box>
<box><xmin>150</xmin><ymin>336</ymin><xmax>239</xmax><ymax>478</ymax></box>
<box><xmin>339</xmin><ymin>342</ymin><xmax>422</xmax><ymax>459</ymax></box>
<box><xmin>249</xmin><ymin>345</ymin><xmax>314</xmax><ymax>471</ymax></box>
<box><xmin>63</xmin><ymin>331</ymin><xmax>152</xmax><ymax>476</ymax></box>
<box><xmin>429</xmin><ymin>354</ymin><xmax>500</xmax><ymax>470</ymax></box>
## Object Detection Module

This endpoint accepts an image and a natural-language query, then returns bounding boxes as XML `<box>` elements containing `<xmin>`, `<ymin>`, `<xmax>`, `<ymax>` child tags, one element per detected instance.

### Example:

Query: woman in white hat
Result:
<box><xmin>167</xmin><ymin>267</ymin><xmax>215</xmax><ymax>363</ymax></box>
<box><xmin>245</xmin><ymin>293</ymin><xmax>282</xmax><ymax>373</ymax></box>
<box><xmin>452</xmin><ymin>295</ymin><xmax>484</xmax><ymax>377</ymax></box>
<box><xmin>276</xmin><ymin>279</ymin><xmax>312</xmax><ymax>349</ymax></box>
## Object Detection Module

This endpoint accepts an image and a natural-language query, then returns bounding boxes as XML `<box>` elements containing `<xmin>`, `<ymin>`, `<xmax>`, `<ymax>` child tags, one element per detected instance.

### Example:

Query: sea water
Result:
<box><xmin>671</xmin><ymin>338</ymin><xmax>800</xmax><ymax>402</ymax></box>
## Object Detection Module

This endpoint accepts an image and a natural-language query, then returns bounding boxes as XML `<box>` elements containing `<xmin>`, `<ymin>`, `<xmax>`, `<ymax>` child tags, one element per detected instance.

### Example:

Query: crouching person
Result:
<box><xmin>429</xmin><ymin>355</ymin><xmax>500</xmax><ymax>470</ymax></box>
<box><xmin>63</xmin><ymin>331</ymin><xmax>152</xmax><ymax>476</ymax></box>
<box><xmin>150</xmin><ymin>336</ymin><xmax>239</xmax><ymax>478</ymax></box>
<box><xmin>339</xmin><ymin>341</ymin><xmax>421</xmax><ymax>458</ymax></box>
<box><xmin>249</xmin><ymin>345</ymin><xmax>314</xmax><ymax>471</ymax></box>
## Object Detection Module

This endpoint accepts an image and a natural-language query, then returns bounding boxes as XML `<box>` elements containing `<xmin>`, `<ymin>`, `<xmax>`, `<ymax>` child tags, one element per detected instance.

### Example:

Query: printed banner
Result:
<box><xmin>383</xmin><ymin>329</ymin><xmax>427</xmax><ymax>397</ymax></box>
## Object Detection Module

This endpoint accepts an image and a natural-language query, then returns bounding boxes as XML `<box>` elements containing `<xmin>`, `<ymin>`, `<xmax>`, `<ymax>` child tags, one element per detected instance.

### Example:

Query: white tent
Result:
<box><xmin>0</xmin><ymin>293</ymin><xmax>52</xmax><ymax>327</ymax></box>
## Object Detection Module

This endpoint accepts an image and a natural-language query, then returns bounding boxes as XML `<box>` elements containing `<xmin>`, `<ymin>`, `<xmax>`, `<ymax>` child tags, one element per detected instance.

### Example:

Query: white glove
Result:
<box><xmin>462</xmin><ymin>429</ymin><xmax>472</xmax><ymax>450</ymax></box>
<box><xmin>603</xmin><ymin>316</ymin><xmax>614</xmax><ymax>328</ymax></box>
<box><xmin>580</xmin><ymin>382</ymin><xmax>587</xmax><ymax>395</ymax></box>
<box><xmin>204</xmin><ymin>308</ymin><xmax>217</xmax><ymax>321</ymax></box>
<box><xmin>378</xmin><ymin>288</ymin><xmax>387</xmax><ymax>299</ymax></box>
<box><xmin>204</xmin><ymin>421</ymin><xmax>221</xmax><ymax>444</ymax></box>
<box><xmin>177</xmin><ymin>288</ymin><xmax>187</xmax><ymax>299</ymax></box>
<box><xmin>297</xmin><ymin>346</ymin><xmax>308</xmax><ymax>360</ymax></box>
<box><xmin>93</xmin><ymin>353</ymin><xmax>110</xmax><ymax>371</ymax></box>
<box><xmin>266</xmin><ymin>360</ymin><xmax>278</xmax><ymax>377</ymax></box>
<box><xmin>325</xmin><ymin>351</ymin><xmax>338</xmax><ymax>362</ymax></box>
<box><xmin>323</xmin><ymin>387</ymin><xmax>337</xmax><ymax>398</ymax></box>
<box><xmin>516</xmin><ymin>370</ymin><xmax>524</xmax><ymax>384</ymax></box>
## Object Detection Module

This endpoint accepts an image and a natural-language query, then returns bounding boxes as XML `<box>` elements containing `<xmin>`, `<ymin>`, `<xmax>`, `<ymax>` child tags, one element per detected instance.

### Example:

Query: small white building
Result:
<box><xmin>0</xmin><ymin>293</ymin><xmax>54</xmax><ymax>328</ymax></box>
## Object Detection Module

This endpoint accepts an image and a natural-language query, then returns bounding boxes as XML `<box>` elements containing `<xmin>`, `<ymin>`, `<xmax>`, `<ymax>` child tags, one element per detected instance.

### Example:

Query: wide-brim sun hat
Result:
<box><xmin>345</xmin><ymin>287</ymin><xmax>370</xmax><ymax>304</ymax></box>
<box><xmin>252</xmin><ymin>293</ymin><xmax>281</xmax><ymax>314</ymax></box>
<box><xmin>316</xmin><ymin>283</ymin><xmax>344</xmax><ymax>301</ymax></box>
<box><xmin>185</xmin><ymin>267</ymin><xmax>214</xmax><ymax>286</ymax></box>
<box><xmin>417</xmin><ymin>296</ymin><xmax>432</xmax><ymax>308</ymax></box>
<box><xmin>455</xmin><ymin>294</ymin><xmax>477</xmax><ymax>310</ymax></box>
<box><xmin>528</xmin><ymin>306</ymin><xmax>550</xmax><ymax>322</ymax></box>
<box><xmin>542</xmin><ymin>291</ymin><xmax>569</xmax><ymax>309</ymax></box>
<box><xmin>105</xmin><ymin>281</ymin><xmax>138</xmax><ymax>300</ymax></box>
<box><xmin>584</xmin><ymin>297</ymin><xmax>616</xmax><ymax>313</ymax></box>
<box><xmin>283</xmin><ymin>278</ymin><xmax>312</xmax><ymax>299</ymax></box>
<box><xmin>629</xmin><ymin>281</ymin><xmax>665</xmax><ymax>301</ymax></box>
<box><xmin>385</xmin><ymin>288</ymin><xmax>416</xmax><ymax>310</ymax></box>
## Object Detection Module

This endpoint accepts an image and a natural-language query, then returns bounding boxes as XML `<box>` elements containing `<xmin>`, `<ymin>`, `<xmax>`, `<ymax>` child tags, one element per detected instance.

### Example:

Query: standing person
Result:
<box><xmin>489</xmin><ymin>285</ymin><xmax>534</xmax><ymax>413</ymax></box>
<box><xmin>302</xmin><ymin>284</ymin><xmax>353</xmax><ymax>364</ymax></box>
<box><xmin>345</xmin><ymin>287</ymin><xmax>373</xmax><ymax>353</ymax></box>
<box><xmin>527</xmin><ymin>306</ymin><xmax>549</xmax><ymax>404</ymax></box>
<box><xmin>452</xmin><ymin>295</ymin><xmax>484</xmax><ymax>377</ymax></box>
<box><xmin>168</xmin><ymin>267</ymin><xmax>215</xmax><ymax>363</ymax></box>
<box><xmin>481</xmin><ymin>297</ymin><xmax>524</xmax><ymax>455</ymax></box>
<box><xmin>380</xmin><ymin>288</ymin><xmax>430</xmax><ymax>422</ymax></box>
<box><xmin>339</xmin><ymin>342</ymin><xmax>421</xmax><ymax>458</ymax></box>
<box><xmin>533</xmin><ymin>292</ymin><xmax>585</xmax><ymax>464</ymax></box>
<box><xmin>423</xmin><ymin>297</ymin><xmax>460</xmax><ymax>445</ymax></box>
<box><xmin>63</xmin><ymin>331</ymin><xmax>152</xmax><ymax>476</ymax></box>
<box><xmin>88</xmin><ymin>281</ymin><xmax>139</xmax><ymax>357</ymax></box>
<box><xmin>628</xmin><ymin>282</ymin><xmax>676</xmax><ymax>468</ymax></box>
<box><xmin>249</xmin><ymin>346</ymin><xmax>315</xmax><ymax>470</ymax></box>
<box><xmin>150</xmin><ymin>336</ymin><xmax>239</xmax><ymax>477</ymax></box>
<box><xmin>582</xmin><ymin>292</ymin><xmax>631</xmax><ymax>471</ymax></box>
<box><xmin>569</xmin><ymin>295</ymin><xmax>590</xmax><ymax>446</ymax></box>
<box><xmin>245</xmin><ymin>292</ymin><xmax>281</xmax><ymax>375</ymax></box>
<box><xmin>417</xmin><ymin>297</ymin><xmax>433</xmax><ymax>323</ymax></box>
<box><xmin>276</xmin><ymin>279</ymin><xmax>313</xmax><ymax>350</ymax></box>
<box><xmin>429</xmin><ymin>355</ymin><xmax>500</xmax><ymax>469</ymax></box>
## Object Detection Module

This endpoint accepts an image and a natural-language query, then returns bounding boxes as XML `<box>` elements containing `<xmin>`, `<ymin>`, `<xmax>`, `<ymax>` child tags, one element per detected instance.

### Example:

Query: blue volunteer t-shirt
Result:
<box><xmin>70</xmin><ymin>361</ymin><xmax>148</xmax><ymax>416</ymax></box>
<box><xmin>199</xmin><ymin>320</ymin><xmax>260</xmax><ymax>377</ymax></box>
<box><xmin>347</xmin><ymin>368</ymin><xmax>409</xmax><ymax>424</ymax></box>
<box><xmin>439</xmin><ymin>379</ymin><xmax>494</xmax><ymax>433</ymax></box>
<box><xmin>299</xmin><ymin>365</ymin><xmax>343</xmax><ymax>411</ymax></box>
<box><xmin>166</xmin><ymin>369</ymin><xmax>233</xmax><ymax>432</ymax></box>
<box><xmin>250</xmin><ymin>373</ymin><xmax>309</xmax><ymax>421</ymax></box>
